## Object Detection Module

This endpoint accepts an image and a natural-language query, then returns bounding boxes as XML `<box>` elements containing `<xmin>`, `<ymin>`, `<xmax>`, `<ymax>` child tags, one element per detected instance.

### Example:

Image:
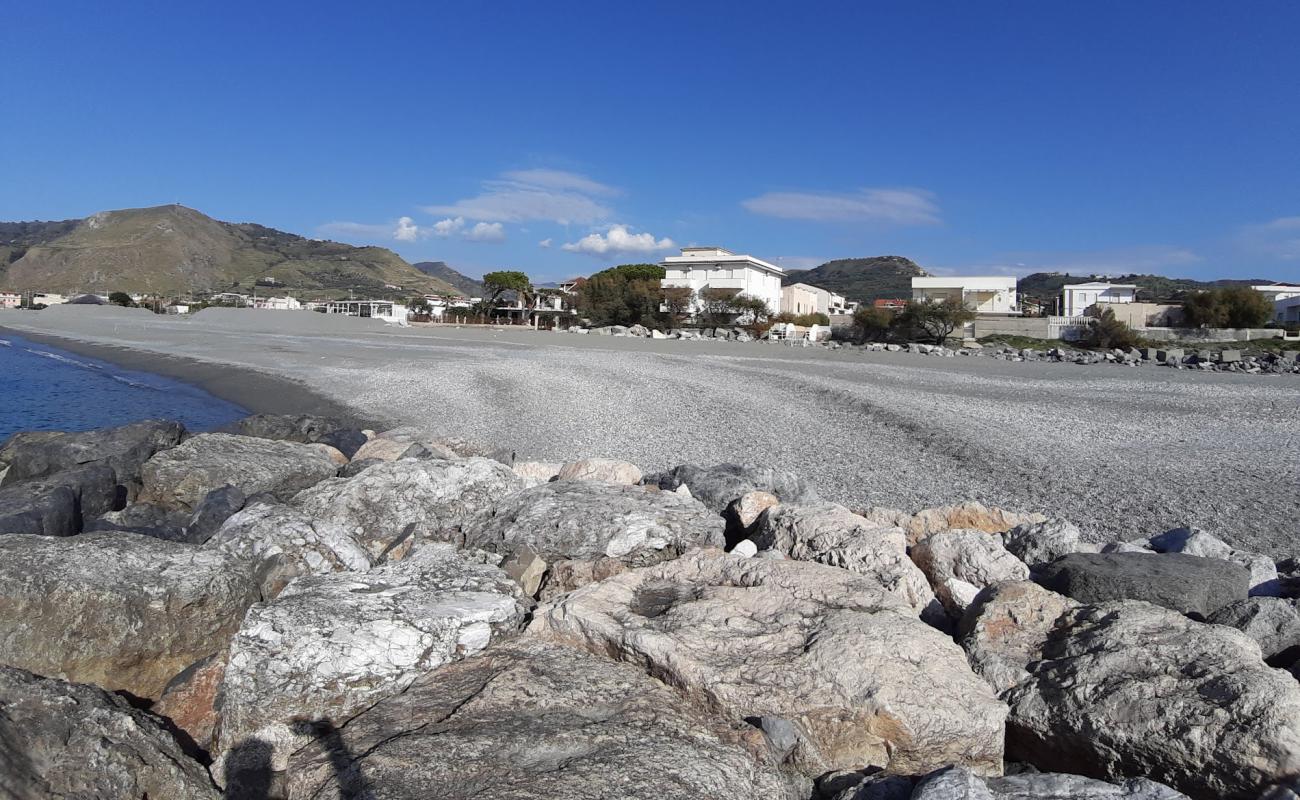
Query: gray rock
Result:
<box><xmin>1206</xmin><ymin>597</ymin><xmax>1300</xmax><ymax>666</ymax></box>
<box><xmin>314</xmin><ymin>428</ymin><xmax>367</xmax><ymax>459</ymax></box>
<box><xmin>824</xmin><ymin>772</ymin><xmax>914</xmax><ymax>800</ymax></box>
<box><xmin>907</xmin><ymin>765</ymin><xmax>1191</xmax><ymax>799</ymax></box>
<box><xmin>911</xmin><ymin>529</ymin><xmax>1030</xmax><ymax>617</ymax></box>
<box><xmin>958</xmin><ymin>581</ymin><xmax>1080</xmax><ymax>695</ymax></box>
<box><xmin>338</xmin><ymin>456</ymin><xmax>382</xmax><ymax>478</ymax></box>
<box><xmin>140</xmin><ymin>433</ymin><xmax>339</xmax><ymax>511</ymax></box>
<box><xmin>0</xmin><ymin>532</ymin><xmax>259</xmax><ymax>701</ymax></box>
<box><xmin>293</xmin><ymin>457</ymin><xmax>523</xmax><ymax>560</ymax></box>
<box><xmin>0</xmin><ymin>480</ymin><xmax>77</xmax><ymax>536</ymax></box>
<box><xmin>184</xmin><ymin>484</ymin><xmax>247</xmax><ymax>544</ymax></box>
<box><xmin>751</xmin><ymin>503</ymin><xmax>938</xmax><ymax>617</ymax></box>
<box><xmin>532</xmin><ymin>551</ymin><xmax>1007</xmax><ymax>778</ymax></box>
<box><xmin>647</xmin><ymin>462</ymin><xmax>817</xmax><ymax>513</ymax></box>
<box><xmin>208</xmin><ymin>501</ymin><xmax>372</xmax><ymax>598</ymax></box>
<box><xmin>1004</xmin><ymin>601</ymin><xmax>1300</xmax><ymax>799</ymax></box>
<box><xmin>1034</xmin><ymin>552</ymin><xmax>1248</xmax><ymax>618</ymax></box>
<box><xmin>459</xmin><ymin>480</ymin><xmax>724</xmax><ymax>567</ymax></box>
<box><xmin>212</xmin><ymin>543</ymin><xmax>526</xmax><ymax>775</ymax></box>
<box><xmin>1003</xmin><ymin>519</ymin><xmax>1095</xmax><ymax>569</ymax></box>
<box><xmin>274</xmin><ymin>639</ymin><xmax>796</xmax><ymax>800</ymax></box>
<box><xmin>0</xmin><ymin>419</ymin><xmax>185</xmax><ymax>496</ymax></box>
<box><xmin>217</xmin><ymin>413</ymin><xmax>350</xmax><ymax>444</ymax></box>
<box><xmin>555</xmin><ymin>457</ymin><xmax>643</xmax><ymax>485</ymax></box>
<box><xmin>0</xmin><ymin>666</ymin><xmax>218</xmax><ymax>800</ymax></box>
<box><xmin>1147</xmin><ymin>526</ymin><xmax>1278</xmax><ymax>594</ymax></box>
<box><xmin>86</xmin><ymin>501</ymin><xmax>189</xmax><ymax>540</ymax></box>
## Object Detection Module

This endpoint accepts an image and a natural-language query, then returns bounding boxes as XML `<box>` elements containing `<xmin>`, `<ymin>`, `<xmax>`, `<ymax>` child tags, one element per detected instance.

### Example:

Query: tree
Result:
<box><xmin>895</xmin><ymin>299</ymin><xmax>975</xmax><ymax>344</ymax></box>
<box><xmin>481</xmin><ymin>270</ymin><xmax>532</xmax><ymax>311</ymax></box>
<box><xmin>1182</xmin><ymin>287</ymin><xmax>1273</xmax><ymax>329</ymax></box>
<box><xmin>408</xmin><ymin>296</ymin><xmax>432</xmax><ymax>315</ymax></box>
<box><xmin>576</xmin><ymin>264</ymin><xmax>669</xmax><ymax>328</ymax></box>
<box><xmin>661</xmin><ymin>286</ymin><xmax>694</xmax><ymax>322</ymax></box>
<box><xmin>852</xmin><ymin>306</ymin><xmax>895</xmax><ymax>342</ymax></box>
<box><xmin>108</xmin><ymin>291</ymin><xmax>135</xmax><ymax>307</ymax></box>
<box><xmin>1081</xmin><ymin>307</ymin><xmax>1139</xmax><ymax>349</ymax></box>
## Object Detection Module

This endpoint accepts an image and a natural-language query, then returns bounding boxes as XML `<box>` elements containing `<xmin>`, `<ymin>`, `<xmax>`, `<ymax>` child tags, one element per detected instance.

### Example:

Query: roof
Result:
<box><xmin>661</xmin><ymin>250</ymin><xmax>784</xmax><ymax>275</ymax></box>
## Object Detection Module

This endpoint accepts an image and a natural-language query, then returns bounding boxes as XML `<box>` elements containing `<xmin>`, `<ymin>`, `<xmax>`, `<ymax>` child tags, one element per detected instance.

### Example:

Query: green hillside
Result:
<box><xmin>1018</xmin><ymin>272</ymin><xmax>1276</xmax><ymax>305</ymax></box>
<box><xmin>782</xmin><ymin>256</ymin><xmax>928</xmax><ymax>303</ymax></box>
<box><xmin>0</xmin><ymin>205</ymin><xmax>459</xmax><ymax>299</ymax></box>
<box><xmin>411</xmin><ymin>261</ymin><xmax>482</xmax><ymax>297</ymax></box>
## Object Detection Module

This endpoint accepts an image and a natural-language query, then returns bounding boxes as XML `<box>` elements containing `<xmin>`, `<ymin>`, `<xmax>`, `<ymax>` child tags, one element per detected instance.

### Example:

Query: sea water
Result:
<box><xmin>0</xmin><ymin>332</ymin><xmax>247</xmax><ymax>442</ymax></box>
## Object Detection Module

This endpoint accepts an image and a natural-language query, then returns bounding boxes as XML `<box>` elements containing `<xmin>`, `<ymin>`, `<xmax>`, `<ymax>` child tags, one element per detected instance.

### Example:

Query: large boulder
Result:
<box><xmin>458</xmin><ymin>481</ymin><xmax>724</xmax><ymax>572</ymax></box>
<box><xmin>958</xmin><ymin>581</ymin><xmax>1080</xmax><ymax>695</ymax></box>
<box><xmin>647</xmin><ymin>463</ymin><xmax>817</xmax><ymax>513</ymax></box>
<box><xmin>292</xmin><ymin>457</ymin><xmax>523</xmax><ymax>560</ymax></box>
<box><xmin>555</xmin><ymin>457</ymin><xmax>642</xmax><ymax>485</ymax></box>
<box><xmin>208</xmin><ymin>501</ymin><xmax>372</xmax><ymax>598</ymax></box>
<box><xmin>0</xmin><ymin>419</ymin><xmax>185</xmax><ymax>495</ymax></box>
<box><xmin>859</xmin><ymin>501</ymin><xmax>1046</xmax><ymax>547</ymax></box>
<box><xmin>750</xmin><ymin>503</ymin><xmax>938</xmax><ymax>617</ymax></box>
<box><xmin>1205</xmin><ymin>597</ymin><xmax>1300</xmax><ymax>666</ymax></box>
<box><xmin>0</xmin><ymin>463</ymin><xmax>120</xmax><ymax>536</ymax></box>
<box><xmin>213</xmin><ymin>543</ymin><xmax>526</xmax><ymax>769</ymax></box>
<box><xmin>0</xmin><ymin>532</ymin><xmax>260</xmax><ymax>700</ymax></box>
<box><xmin>86</xmin><ymin>500</ymin><xmax>189</xmax><ymax>540</ymax></box>
<box><xmin>273</xmin><ymin>639</ymin><xmax>796</xmax><ymax>800</ymax></box>
<box><xmin>1147</xmin><ymin>526</ymin><xmax>1279</xmax><ymax>595</ymax></box>
<box><xmin>1003</xmin><ymin>601</ymin><xmax>1300</xmax><ymax>799</ymax></box>
<box><xmin>903</xmin><ymin>765</ymin><xmax>1190</xmax><ymax>800</ymax></box>
<box><xmin>0</xmin><ymin>666</ymin><xmax>218</xmax><ymax>800</ymax></box>
<box><xmin>349</xmin><ymin>425</ymin><xmax>461</xmax><ymax>462</ymax></box>
<box><xmin>911</xmin><ymin>529</ymin><xmax>1030</xmax><ymax>617</ymax></box>
<box><xmin>1002</xmin><ymin>519</ymin><xmax>1096</xmax><ymax>569</ymax></box>
<box><xmin>140</xmin><ymin>433</ymin><xmax>339</xmax><ymax>511</ymax></box>
<box><xmin>219</xmin><ymin>413</ymin><xmax>368</xmax><ymax>460</ymax></box>
<box><xmin>1034</xmin><ymin>552</ymin><xmax>1248</xmax><ymax>619</ymax></box>
<box><xmin>532</xmin><ymin>551</ymin><xmax>1007</xmax><ymax>778</ymax></box>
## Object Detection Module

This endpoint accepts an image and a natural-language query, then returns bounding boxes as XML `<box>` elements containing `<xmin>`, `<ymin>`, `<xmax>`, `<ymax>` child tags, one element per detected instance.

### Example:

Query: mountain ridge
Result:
<box><xmin>411</xmin><ymin>261</ymin><xmax>483</xmax><ymax>297</ymax></box>
<box><xmin>781</xmin><ymin>256</ymin><xmax>928</xmax><ymax>303</ymax></box>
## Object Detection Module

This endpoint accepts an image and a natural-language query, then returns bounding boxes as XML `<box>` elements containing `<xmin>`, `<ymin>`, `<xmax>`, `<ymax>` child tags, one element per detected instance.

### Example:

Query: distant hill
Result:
<box><xmin>0</xmin><ymin>205</ymin><xmax>460</xmax><ymax>299</ymax></box>
<box><xmin>411</xmin><ymin>261</ymin><xmax>482</xmax><ymax>297</ymax></box>
<box><xmin>1018</xmin><ymin>272</ymin><xmax>1275</xmax><ymax>305</ymax></box>
<box><xmin>782</xmin><ymin>256</ymin><xmax>928</xmax><ymax>303</ymax></box>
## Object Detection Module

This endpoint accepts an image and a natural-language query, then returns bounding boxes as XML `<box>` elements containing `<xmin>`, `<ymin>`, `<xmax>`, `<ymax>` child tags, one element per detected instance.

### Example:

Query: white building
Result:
<box><xmin>1274</xmin><ymin>295</ymin><xmax>1300</xmax><ymax>325</ymax></box>
<box><xmin>1</xmin><ymin>292</ymin><xmax>22</xmax><ymax>309</ymax></box>
<box><xmin>251</xmin><ymin>295</ymin><xmax>302</xmax><ymax>311</ymax></box>
<box><xmin>1061</xmin><ymin>282</ymin><xmax>1138</xmax><ymax>318</ymax></box>
<box><xmin>911</xmin><ymin>276</ymin><xmax>1019</xmax><ymax>315</ymax></box>
<box><xmin>661</xmin><ymin>246</ymin><xmax>785</xmax><ymax>315</ymax></box>
<box><xmin>321</xmin><ymin>299</ymin><xmax>409</xmax><ymax>324</ymax></box>
<box><xmin>1253</xmin><ymin>284</ymin><xmax>1300</xmax><ymax>304</ymax></box>
<box><xmin>779</xmin><ymin>282</ymin><xmax>853</xmax><ymax>318</ymax></box>
<box><xmin>31</xmin><ymin>292</ymin><xmax>67</xmax><ymax>306</ymax></box>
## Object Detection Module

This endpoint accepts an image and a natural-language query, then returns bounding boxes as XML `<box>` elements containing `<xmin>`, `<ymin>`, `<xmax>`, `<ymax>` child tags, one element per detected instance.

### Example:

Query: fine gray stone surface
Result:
<box><xmin>533</xmin><ymin>551</ymin><xmax>1007</xmax><ymax>778</ymax></box>
<box><xmin>1033</xmin><ymin>552</ymin><xmax>1249</xmax><ymax>618</ymax></box>
<box><xmin>140</xmin><ymin>433</ymin><xmax>339</xmax><ymax>511</ymax></box>
<box><xmin>0</xmin><ymin>666</ymin><xmax>219</xmax><ymax>800</ymax></box>
<box><xmin>275</xmin><ymin>639</ymin><xmax>797</xmax><ymax>800</ymax></box>
<box><xmin>0</xmin><ymin>532</ymin><xmax>260</xmax><ymax>701</ymax></box>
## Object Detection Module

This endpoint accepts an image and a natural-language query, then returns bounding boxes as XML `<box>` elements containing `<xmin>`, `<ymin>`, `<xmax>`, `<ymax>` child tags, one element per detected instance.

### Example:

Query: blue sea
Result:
<box><xmin>0</xmin><ymin>333</ymin><xmax>248</xmax><ymax>442</ymax></box>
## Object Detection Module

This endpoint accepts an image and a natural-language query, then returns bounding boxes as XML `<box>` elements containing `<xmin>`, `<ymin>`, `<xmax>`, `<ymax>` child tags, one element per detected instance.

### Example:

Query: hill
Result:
<box><xmin>0</xmin><ymin>205</ymin><xmax>460</xmax><ymax>299</ymax></box>
<box><xmin>411</xmin><ymin>261</ymin><xmax>482</xmax><ymax>297</ymax></box>
<box><xmin>781</xmin><ymin>256</ymin><xmax>927</xmax><ymax>303</ymax></box>
<box><xmin>1017</xmin><ymin>272</ymin><xmax>1276</xmax><ymax>305</ymax></box>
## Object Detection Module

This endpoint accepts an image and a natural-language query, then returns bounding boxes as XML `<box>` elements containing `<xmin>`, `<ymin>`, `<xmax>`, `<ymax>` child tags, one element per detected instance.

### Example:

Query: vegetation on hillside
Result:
<box><xmin>1181</xmin><ymin>286</ymin><xmax>1274</xmax><ymax>328</ymax></box>
<box><xmin>411</xmin><ymin>261</ymin><xmax>481</xmax><ymax>297</ymax></box>
<box><xmin>1018</xmin><ymin>271</ymin><xmax>1274</xmax><ymax>308</ymax></box>
<box><xmin>781</xmin><ymin>256</ymin><xmax>926</xmax><ymax>303</ymax></box>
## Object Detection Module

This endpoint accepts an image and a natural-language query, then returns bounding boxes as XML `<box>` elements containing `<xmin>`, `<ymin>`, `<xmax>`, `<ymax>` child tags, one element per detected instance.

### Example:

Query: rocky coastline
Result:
<box><xmin>1</xmin><ymin>415</ymin><xmax>1299</xmax><ymax>799</ymax></box>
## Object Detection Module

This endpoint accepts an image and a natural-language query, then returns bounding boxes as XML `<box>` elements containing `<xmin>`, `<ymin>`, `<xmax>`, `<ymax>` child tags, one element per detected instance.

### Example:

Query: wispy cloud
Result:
<box><xmin>538</xmin><ymin>238</ymin><xmax>553</xmax><ymax>248</ymax></box>
<box><xmin>319</xmin><ymin>217</ymin><xmax>431</xmax><ymax>242</ymax></box>
<box><xmin>742</xmin><ymin>187</ymin><xmax>941</xmax><ymax>226</ymax></box>
<box><xmin>422</xmin><ymin>169</ymin><xmax>615</xmax><ymax>225</ymax></box>
<box><xmin>464</xmin><ymin>221</ymin><xmax>506</xmax><ymax>243</ymax></box>
<box><xmin>561</xmin><ymin>224</ymin><xmax>675</xmax><ymax>257</ymax></box>
<box><xmin>1237</xmin><ymin>216</ymin><xmax>1300</xmax><ymax>261</ymax></box>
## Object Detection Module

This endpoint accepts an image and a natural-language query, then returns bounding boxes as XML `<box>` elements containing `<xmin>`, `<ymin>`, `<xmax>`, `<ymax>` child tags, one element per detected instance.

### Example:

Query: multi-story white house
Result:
<box><xmin>660</xmin><ymin>246</ymin><xmax>785</xmax><ymax>315</ymax></box>
<box><xmin>780</xmin><ymin>283</ymin><xmax>853</xmax><ymax>318</ymax></box>
<box><xmin>1061</xmin><ymin>282</ymin><xmax>1138</xmax><ymax>318</ymax></box>
<box><xmin>911</xmin><ymin>276</ymin><xmax>1019</xmax><ymax>315</ymax></box>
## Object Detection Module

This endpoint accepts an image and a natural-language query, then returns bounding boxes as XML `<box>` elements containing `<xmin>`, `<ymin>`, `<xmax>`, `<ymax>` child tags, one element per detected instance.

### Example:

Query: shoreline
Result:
<box><xmin>0</xmin><ymin>325</ymin><xmax>388</xmax><ymax>430</ymax></box>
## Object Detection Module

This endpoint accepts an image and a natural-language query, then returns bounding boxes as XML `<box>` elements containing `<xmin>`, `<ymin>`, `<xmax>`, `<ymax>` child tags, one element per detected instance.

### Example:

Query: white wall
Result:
<box><xmin>661</xmin><ymin>249</ymin><xmax>785</xmax><ymax>314</ymax></box>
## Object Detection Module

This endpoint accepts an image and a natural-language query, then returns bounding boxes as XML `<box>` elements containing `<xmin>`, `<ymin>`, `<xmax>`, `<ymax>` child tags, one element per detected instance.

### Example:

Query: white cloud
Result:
<box><xmin>742</xmin><ymin>188</ymin><xmax>941</xmax><ymax>226</ymax></box>
<box><xmin>561</xmin><ymin>225</ymin><xmax>675</xmax><ymax>257</ymax></box>
<box><xmin>1237</xmin><ymin>216</ymin><xmax>1300</xmax><ymax>261</ymax></box>
<box><xmin>319</xmin><ymin>218</ymin><xmax>430</xmax><ymax>242</ymax></box>
<box><xmin>422</xmin><ymin>169</ymin><xmax>615</xmax><ymax>225</ymax></box>
<box><xmin>393</xmin><ymin>216</ymin><xmax>423</xmax><ymax>241</ymax></box>
<box><xmin>432</xmin><ymin>217</ymin><xmax>465</xmax><ymax>237</ymax></box>
<box><xmin>464</xmin><ymin>221</ymin><xmax>506</xmax><ymax>243</ymax></box>
<box><xmin>538</xmin><ymin>238</ymin><xmax>552</xmax><ymax>248</ymax></box>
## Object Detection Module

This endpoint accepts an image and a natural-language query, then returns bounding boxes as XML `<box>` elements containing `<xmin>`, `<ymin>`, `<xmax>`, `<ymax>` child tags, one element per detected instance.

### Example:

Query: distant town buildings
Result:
<box><xmin>0</xmin><ymin>292</ymin><xmax>21</xmax><ymax>309</ymax></box>
<box><xmin>911</xmin><ymin>276</ymin><xmax>1019</xmax><ymax>315</ymax></box>
<box><xmin>873</xmin><ymin>298</ymin><xmax>908</xmax><ymax>311</ymax></box>
<box><xmin>250</xmin><ymin>295</ymin><xmax>302</xmax><ymax>311</ymax></box>
<box><xmin>660</xmin><ymin>246</ymin><xmax>785</xmax><ymax>315</ymax></box>
<box><xmin>320</xmin><ymin>299</ymin><xmax>409</xmax><ymax>324</ymax></box>
<box><xmin>1061</xmin><ymin>282</ymin><xmax>1138</xmax><ymax>318</ymax></box>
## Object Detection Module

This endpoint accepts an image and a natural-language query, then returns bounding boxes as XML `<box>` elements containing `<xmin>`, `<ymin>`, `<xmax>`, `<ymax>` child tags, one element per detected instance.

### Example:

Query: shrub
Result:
<box><xmin>108</xmin><ymin>291</ymin><xmax>135</xmax><ymax>307</ymax></box>
<box><xmin>1182</xmin><ymin>287</ymin><xmax>1273</xmax><ymax>329</ymax></box>
<box><xmin>852</xmin><ymin>306</ymin><xmax>895</xmax><ymax>342</ymax></box>
<box><xmin>894</xmin><ymin>299</ymin><xmax>976</xmax><ymax>345</ymax></box>
<box><xmin>1082</xmin><ymin>307</ymin><xmax>1139</xmax><ymax>349</ymax></box>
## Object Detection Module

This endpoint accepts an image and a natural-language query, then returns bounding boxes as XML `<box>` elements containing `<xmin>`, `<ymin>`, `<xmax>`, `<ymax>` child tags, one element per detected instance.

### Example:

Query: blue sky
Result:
<box><xmin>3</xmin><ymin>1</ymin><xmax>1298</xmax><ymax>282</ymax></box>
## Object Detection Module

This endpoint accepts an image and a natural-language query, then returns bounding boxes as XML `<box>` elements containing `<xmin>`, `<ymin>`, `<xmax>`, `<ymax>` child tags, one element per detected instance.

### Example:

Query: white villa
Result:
<box><xmin>660</xmin><ymin>246</ymin><xmax>785</xmax><ymax>314</ymax></box>
<box><xmin>1062</xmin><ymin>282</ymin><xmax>1138</xmax><ymax>318</ymax></box>
<box><xmin>780</xmin><ymin>283</ymin><xmax>852</xmax><ymax>318</ymax></box>
<box><xmin>0</xmin><ymin>291</ymin><xmax>21</xmax><ymax>309</ymax></box>
<box><xmin>911</xmin><ymin>276</ymin><xmax>1019</xmax><ymax>315</ymax></box>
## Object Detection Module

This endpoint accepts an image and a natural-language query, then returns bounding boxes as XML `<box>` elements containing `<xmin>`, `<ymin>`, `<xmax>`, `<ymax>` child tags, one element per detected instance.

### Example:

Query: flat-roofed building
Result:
<box><xmin>911</xmin><ymin>276</ymin><xmax>1019</xmax><ymax>315</ymax></box>
<box><xmin>1062</xmin><ymin>282</ymin><xmax>1138</xmax><ymax>318</ymax></box>
<box><xmin>661</xmin><ymin>246</ymin><xmax>785</xmax><ymax>315</ymax></box>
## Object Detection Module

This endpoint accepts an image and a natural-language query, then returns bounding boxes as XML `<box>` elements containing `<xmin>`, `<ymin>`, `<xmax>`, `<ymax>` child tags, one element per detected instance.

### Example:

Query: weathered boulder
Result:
<box><xmin>1034</xmin><ymin>552</ymin><xmax>1248</xmax><ymax>619</ymax></box>
<box><xmin>0</xmin><ymin>666</ymin><xmax>218</xmax><ymax>800</ymax></box>
<box><xmin>217</xmin><ymin>413</ymin><xmax>350</xmax><ymax>444</ymax></box>
<box><xmin>0</xmin><ymin>532</ymin><xmax>260</xmax><ymax>700</ymax></box>
<box><xmin>1004</xmin><ymin>601</ymin><xmax>1300</xmax><ymax>799</ymax></box>
<box><xmin>538</xmin><ymin>556</ymin><xmax>630</xmax><ymax>602</ymax></box>
<box><xmin>86</xmin><ymin>500</ymin><xmax>189</xmax><ymax>540</ymax></box>
<box><xmin>1147</xmin><ymin>526</ymin><xmax>1279</xmax><ymax>594</ymax></box>
<box><xmin>350</xmin><ymin>426</ymin><xmax>459</xmax><ymax>462</ymax></box>
<box><xmin>860</xmin><ymin>502</ymin><xmax>1047</xmax><ymax>547</ymax></box>
<box><xmin>140</xmin><ymin>433</ymin><xmax>339</xmax><ymax>511</ymax></box>
<box><xmin>911</xmin><ymin>529</ymin><xmax>1030</xmax><ymax>617</ymax></box>
<box><xmin>958</xmin><ymin>581</ymin><xmax>1079</xmax><ymax>694</ymax></box>
<box><xmin>154</xmin><ymin>651</ymin><xmax>227</xmax><ymax>754</ymax></box>
<box><xmin>532</xmin><ymin>551</ymin><xmax>1007</xmax><ymax>777</ymax></box>
<box><xmin>274</xmin><ymin>639</ymin><xmax>796</xmax><ymax>800</ymax></box>
<box><xmin>213</xmin><ymin>543</ymin><xmax>526</xmax><ymax>767</ymax></box>
<box><xmin>556</xmin><ymin>457</ymin><xmax>643</xmax><ymax>485</ymax></box>
<box><xmin>647</xmin><ymin>462</ymin><xmax>817</xmax><ymax>513</ymax></box>
<box><xmin>458</xmin><ymin>480</ymin><xmax>724</xmax><ymax>571</ymax></box>
<box><xmin>751</xmin><ymin>503</ymin><xmax>938</xmax><ymax>617</ymax></box>
<box><xmin>1003</xmin><ymin>519</ymin><xmax>1096</xmax><ymax>569</ymax></box>
<box><xmin>209</xmin><ymin>501</ymin><xmax>372</xmax><ymax>598</ymax></box>
<box><xmin>292</xmin><ymin>457</ymin><xmax>522</xmax><ymax>560</ymax></box>
<box><xmin>727</xmin><ymin>489</ymin><xmax>781</xmax><ymax>531</ymax></box>
<box><xmin>0</xmin><ymin>480</ymin><xmax>77</xmax><ymax>536</ymax></box>
<box><xmin>904</xmin><ymin>765</ymin><xmax>1190</xmax><ymax>800</ymax></box>
<box><xmin>512</xmin><ymin>460</ymin><xmax>562</xmax><ymax>486</ymax></box>
<box><xmin>184</xmin><ymin>484</ymin><xmax>247</xmax><ymax>543</ymax></box>
<box><xmin>1206</xmin><ymin>597</ymin><xmax>1300</xmax><ymax>666</ymax></box>
<box><xmin>0</xmin><ymin>419</ymin><xmax>185</xmax><ymax>494</ymax></box>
